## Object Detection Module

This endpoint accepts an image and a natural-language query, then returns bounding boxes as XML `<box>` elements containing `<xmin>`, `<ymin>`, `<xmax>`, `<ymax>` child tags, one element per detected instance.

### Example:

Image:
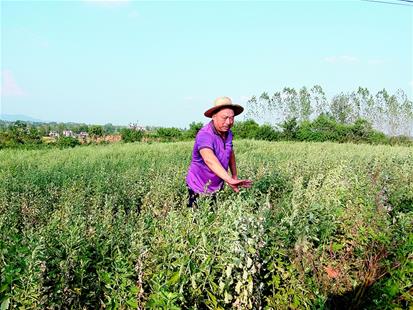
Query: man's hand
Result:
<box><xmin>199</xmin><ymin>148</ymin><xmax>252</xmax><ymax>192</ymax></box>
<box><xmin>226</xmin><ymin>177</ymin><xmax>253</xmax><ymax>192</ymax></box>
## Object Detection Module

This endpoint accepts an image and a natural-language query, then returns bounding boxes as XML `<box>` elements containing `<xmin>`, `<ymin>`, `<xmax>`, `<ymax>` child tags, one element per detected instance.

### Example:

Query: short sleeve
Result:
<box><xmin>196</xmin><ymin>130</ymin><xmax>214</xmax><ymax>152</ymax></box>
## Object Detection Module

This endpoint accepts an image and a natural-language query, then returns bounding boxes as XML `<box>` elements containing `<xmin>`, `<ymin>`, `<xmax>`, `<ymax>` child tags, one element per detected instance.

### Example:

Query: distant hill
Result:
<box><xmin>0</xmin><ymin>114</ymin><xmax>45</xmax><ymax>123</ymax></box>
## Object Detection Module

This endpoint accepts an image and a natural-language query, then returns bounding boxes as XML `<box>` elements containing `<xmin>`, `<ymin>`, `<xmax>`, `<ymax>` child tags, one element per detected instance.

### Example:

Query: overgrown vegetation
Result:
<box><xmin>1</xmin><ymin>141</ymin><xmax>412</xmax><ymax>308</ymax></box>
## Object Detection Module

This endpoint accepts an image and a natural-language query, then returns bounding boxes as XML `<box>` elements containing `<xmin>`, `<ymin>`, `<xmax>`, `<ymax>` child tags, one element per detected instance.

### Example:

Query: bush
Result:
<box><xmin>280</xmin><ymin>118</ymin><xmax>299</xmax><ymax>140</ymax></box>
<box><xmin>232</xmin><ymin>120</ymin><xmax>260</xmax><ymax>139</ymax></box>
<box><xmin>388</xmin><ymin>135</ymin><xmax>413</xmax><ymax>146</ymax></box>
<box><xmin>297</xmin><ymin>115</ymin><xmax>340</xmax><ymax>142</ymax></box>
<box><xmin>184</xmin><ymin>122</ymin><xmax>204</xmax><ymax>139</ymax></box>
<box><xmin>254</xmin><ymin>124</ymin><xmax>280</xmax><ymax>141</ymax></box>
<box><xmin>120</xmin><ymin>128</ymin><xmax>143</xmax><ymax>143</ymax></box>
<box><xmin>88</xmin><ymin>125</ymin><xmax>104</xmax><ymax>137</ymax></box>
<box><xmin>156</xmin><ymin>127</ymin><xmax>182</xmax><ymax>141</ymax></box>
<box><xmin>57</xmin><ymin>136</ymin><xmax>80</xmax><ymax>148</ymax></box>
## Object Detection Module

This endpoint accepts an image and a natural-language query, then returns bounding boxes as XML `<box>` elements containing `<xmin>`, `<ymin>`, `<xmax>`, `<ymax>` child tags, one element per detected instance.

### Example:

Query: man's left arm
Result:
<box><xmin>229</xmin><ymin>150</ymin><xmax>237</xmax><ymax>179</ymax></box>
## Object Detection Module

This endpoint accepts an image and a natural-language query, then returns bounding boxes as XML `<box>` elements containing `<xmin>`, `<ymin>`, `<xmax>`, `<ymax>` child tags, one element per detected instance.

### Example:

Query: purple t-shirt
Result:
<box><xmin>186</xmin><ymin>121</ymin><xmax>233</xmax><ymax>194</ymax></box>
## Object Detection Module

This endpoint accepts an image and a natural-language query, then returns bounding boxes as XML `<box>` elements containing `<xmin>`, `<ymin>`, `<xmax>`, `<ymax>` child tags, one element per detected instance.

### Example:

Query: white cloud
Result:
<box><xmin>1</xmin><ymin>70</ymin><xmax>26</xmax><ymax>97</ymax></box>
<box><xmin>324</xmin><ymin>55</ymin><xmax>359</xmax><ymax>64</ymax></box>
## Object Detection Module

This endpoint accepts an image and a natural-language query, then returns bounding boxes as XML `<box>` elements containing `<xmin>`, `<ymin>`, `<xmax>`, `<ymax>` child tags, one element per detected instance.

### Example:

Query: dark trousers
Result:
<box><xmin>187</xmin><ymin>187</ymin><xmax>218</xmax><ymax>208</ymax></box>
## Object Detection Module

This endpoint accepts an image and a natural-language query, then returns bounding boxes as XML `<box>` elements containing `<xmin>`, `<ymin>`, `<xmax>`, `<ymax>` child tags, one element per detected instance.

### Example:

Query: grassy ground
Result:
<box><xmin>0</xmin><ymin>140</ymin><xmax>412</xmax><ymax>309</ymax></box>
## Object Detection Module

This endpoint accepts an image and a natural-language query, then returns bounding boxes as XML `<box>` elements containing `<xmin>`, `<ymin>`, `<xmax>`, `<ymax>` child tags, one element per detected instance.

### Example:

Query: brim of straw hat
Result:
<box><xmin>204</xmin><ymin>104</ymin><xmax>244</xmax><ymax>118</ymax></box>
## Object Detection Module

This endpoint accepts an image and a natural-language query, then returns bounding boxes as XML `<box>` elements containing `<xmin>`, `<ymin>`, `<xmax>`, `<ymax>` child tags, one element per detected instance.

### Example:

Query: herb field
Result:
<box><xmin>1</xmin><ymin>141</ymin><xmax>412</xmax><ymax>309</ymax></box>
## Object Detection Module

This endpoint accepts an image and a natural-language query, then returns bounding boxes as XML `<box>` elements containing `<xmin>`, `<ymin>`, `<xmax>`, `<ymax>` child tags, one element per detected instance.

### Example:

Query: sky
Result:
<box><xmin>1</xmin><ymin>0</ymin><xmax>412</xmax><ymax>127</ymax></box>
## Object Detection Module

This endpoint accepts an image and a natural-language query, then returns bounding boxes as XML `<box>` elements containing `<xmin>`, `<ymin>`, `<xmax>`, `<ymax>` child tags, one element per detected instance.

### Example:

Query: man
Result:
<box><xmin>186</xmin><ymin>96</ymin><xmax>252</xmax><ymax>208</ymax></box>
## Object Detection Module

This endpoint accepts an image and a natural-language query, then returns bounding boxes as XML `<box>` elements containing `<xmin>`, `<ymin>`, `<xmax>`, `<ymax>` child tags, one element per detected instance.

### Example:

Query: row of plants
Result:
<box><xmin>1</xmin><ymin>140</ymin><xmax>412</xmax><ymax>308</ymax></box>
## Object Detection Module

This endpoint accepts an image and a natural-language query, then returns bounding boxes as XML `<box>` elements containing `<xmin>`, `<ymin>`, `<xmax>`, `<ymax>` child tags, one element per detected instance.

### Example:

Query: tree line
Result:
<box><xmin>245</xmin><ymin>86</ymin><xmax>413</xmax><ymax>137</ymax></box>
<box><xmin>1</xmin><ymin>86</ymin><xmax>412</xmax><ymax>149</ymax></box>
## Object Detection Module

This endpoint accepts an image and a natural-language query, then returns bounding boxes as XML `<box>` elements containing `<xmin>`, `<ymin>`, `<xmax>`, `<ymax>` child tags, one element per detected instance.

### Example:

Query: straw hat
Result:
<box><xmin>204</xmin><ymin>96</ymin><xmax>244</xmax><ymax>118</ymax></box>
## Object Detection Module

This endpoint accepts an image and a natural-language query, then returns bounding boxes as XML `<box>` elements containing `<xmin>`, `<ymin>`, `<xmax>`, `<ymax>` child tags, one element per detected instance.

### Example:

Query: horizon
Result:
<box><xmin>1</xmin><ymin>0</ymin><xmax>412</xmax><ymax>127</ymax></box>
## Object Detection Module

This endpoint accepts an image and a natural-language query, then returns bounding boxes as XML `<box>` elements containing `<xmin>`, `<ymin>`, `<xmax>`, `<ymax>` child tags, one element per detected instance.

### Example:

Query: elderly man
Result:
<box><xmin>186</xmin><ymin>96</ymin><xmax>252</xmax><ymax>208</ymax></box>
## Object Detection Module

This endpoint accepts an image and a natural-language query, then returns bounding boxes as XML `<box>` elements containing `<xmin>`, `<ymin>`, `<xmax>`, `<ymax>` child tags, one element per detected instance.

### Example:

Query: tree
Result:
<box><xmin>280</xmin><ymin>117</ymin><xmax>299</xmax><ymax>140</ymax></box>
<box><xmin>254</xmin><ymin>124</ymin><xmax>280</xmax><ymax>141</ymax></box>
<box><xmin>156</xmin><ymin>127</ymin><xmax>182</xmax><ymax>141</ymax></box>
<box><xmin>57</xmin><ymin>136</ymin><xmax>80</xmax><ymax>148</ymax></box>
<box><xmin>375</xmin><ymin>89</ymin><xmax>413</xmax><ymax>136</ymax></box>
<box><xmin>103</xmin><ymin>123</ymin><xmax>115</xmax><ymax>135</ymax></box>
<box><xmin>232</xmin><ymin>120</ymin><xmax>260</xmax><ymax>139</ymax></box>
<box><xmin>310</xmin><ymin>85</ymin><xmax>328</xmax><ymax>117</ymax></box>
<box><xmin>299</xmin><ymin>87</ymin><xmax>312</xmax><ymax>121</ymax></box>
<box><xmin>281</xmin><ymin>87</ymin><xmax>300</xmax><ymax>122</ymax></box>
<box><xmin>185</xmin><ymin>122</ymin><xmax>203</xmax><ymax>139</ymax></box>
<box><xmin>88</xmin><ymin>125</ymin><xmax>104</xmax><ymax>137</ymax></box>
<box><xmin>330</xmin><ymin>93</ymin><xmax>353</xmax><ymax>124</ymax></box>
<box><xmin>120</xmin><ymin>128</ymin><xmax>143</xmax><ymax>142</ymax></box>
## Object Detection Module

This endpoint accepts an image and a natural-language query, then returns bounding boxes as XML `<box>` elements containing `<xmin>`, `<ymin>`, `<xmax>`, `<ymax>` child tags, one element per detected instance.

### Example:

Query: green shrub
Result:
<box><xmin>254</xmin><ymin>124</ymin><xmax>280</xmax><ymax>141</ymax></box>
<box><xmin>88</xmin><ymin>125</ymin><xmax>104</xmax><ymax>137</ymax></box>
<box><xmin>388</xmin><ymin>135</ymin><xmax>413</xmax><ymax>146</ymax></box>
<box><xmin>280</xmin><ymin>117</ymin><xmax>299</xmax><ymax>140</ymax></box>
<box><xmin>155</xmin><ymin>127</ymin><xmax>182</xmax><ymax>141</ymax></box>
<box><xmin>184</xmin><ymin>122</ymin><xmax>204</xmax><ymax>139</ymax></box>
<box><xmin>57</xmin><ymin>136</ymin><xmax>80</xmax><ymax>148</ymax></box>
<box><xmin>120</xmin><ymin>128</ymin><xmax>143</xmax><ymax>143</ymax></box>
<box><xmin>232</xmin><ymin>119</ymin><xmax>260</xmax><ymax>139</ymax></box>
<box><xmin>1</xmin><ymin>138</ymin><xmax>412</xmax><ymax>308</ymax></box>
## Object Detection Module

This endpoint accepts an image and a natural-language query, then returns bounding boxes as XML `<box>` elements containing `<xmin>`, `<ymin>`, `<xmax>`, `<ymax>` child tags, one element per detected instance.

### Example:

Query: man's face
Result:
<box><xmin>212</xmin><ymin>108</ymin><xmax>235</xmax><ymax>133</ymax></box>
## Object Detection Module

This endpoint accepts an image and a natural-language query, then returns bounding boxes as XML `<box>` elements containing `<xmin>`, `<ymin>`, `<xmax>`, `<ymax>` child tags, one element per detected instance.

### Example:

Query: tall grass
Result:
<box><xmin>0</xmin><ymin>141</ymin><xmax>412</xmax><ymax>309</ymax></box>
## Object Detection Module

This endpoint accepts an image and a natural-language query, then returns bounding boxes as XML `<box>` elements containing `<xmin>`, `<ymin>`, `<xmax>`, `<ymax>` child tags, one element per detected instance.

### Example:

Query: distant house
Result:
<box><xmin>63</xmin><ymin>130</ymin><xmax>74</xmax><ymax>137</ymax></box>
<box><xmin>78</xmin><ymin>131</ymin><xmax>89</xmax><ymax>139</ymax></box>
<box><xmin>128</xmin><ymin>123</ymin><xmax>146</xmax><ymax>131</ymax></box>
<box><xmin>49</xmin><ymin>131</ymin><xmax>60</xmax><ymax>138</ymax></box>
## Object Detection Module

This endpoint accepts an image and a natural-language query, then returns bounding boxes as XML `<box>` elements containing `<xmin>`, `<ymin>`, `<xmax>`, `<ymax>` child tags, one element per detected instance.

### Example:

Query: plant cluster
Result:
<box><xmin>0</xmin><ymin>141</ymin><xmax>412</xmax><ymax>309</ymax></box>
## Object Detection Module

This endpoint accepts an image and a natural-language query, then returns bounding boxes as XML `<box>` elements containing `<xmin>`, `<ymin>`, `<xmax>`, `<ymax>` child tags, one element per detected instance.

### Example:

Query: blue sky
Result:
<box><xmin>1</xmin><ymin>0</ymin><xmax>412</xmax><ymax>127</ymax></box>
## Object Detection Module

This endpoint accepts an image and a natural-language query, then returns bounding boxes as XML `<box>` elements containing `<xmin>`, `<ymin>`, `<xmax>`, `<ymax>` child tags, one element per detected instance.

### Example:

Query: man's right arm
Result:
<box><xmin>199</xmin><ymin>148</ymin><xmax>232</xmax><ymax>182</ymax></box>
<box><xmin>199</xmin><ymin>148</ymin><xmax>251</xmax><ymax>192</ymax></box>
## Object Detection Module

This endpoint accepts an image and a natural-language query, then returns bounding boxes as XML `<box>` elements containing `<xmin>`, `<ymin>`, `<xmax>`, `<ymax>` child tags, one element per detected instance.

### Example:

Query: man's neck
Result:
<box><xmin>211</xmin><ymin>121</ymin><xmax>227</xmax><ymax>139</ymax></box>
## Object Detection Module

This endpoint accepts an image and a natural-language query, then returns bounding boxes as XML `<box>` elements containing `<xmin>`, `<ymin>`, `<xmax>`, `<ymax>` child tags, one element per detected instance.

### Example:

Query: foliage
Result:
<box><xmin>2</xmin><ymin>85</ymin><xmax>413</xmax><ymax>149</ymax></box>
<box><xmin>56</xmin><ymin>136</ymin><xmax>81</xmax><ymax>148</ymax></box>
<box><xmin>184</xmin><ymin>122</ymin><xmax>204</xmax><ymax>139</ymax></box>
<box><xmin>103</xmin><ymin>123</ymin><xmax>116</xmax><ymax>135</ymax></box>
<box><xmin>254</xmin><ymin>124</ymin><xmax>280</xmax><ymax>141</ymax></box>
<box><xmin>232</xmin><ymin>119</ymin><xmax>260</xmax><ymax>139</ymax></box>
<box><xmin>245</xmin><ymin>86</ymin><xmax>413</xmax><ymax>137</ymax></box>
<box><xmin>280</xmin><ymin>117</ymin><xmax>299</xmax><ymax>140</ymax></box>
<box><xmin>120</xmin><ymin>128</ymin><xmax>143</xmax><ymax>143</ymax></box>
<box><xmin>232</xmin><ymin>120</ymin><xmax>279</xmax><ymax>141</ymax></box>
<box><xmin>88</xmin><ymin>125</ymin><xmax>104</xmax><ymax>137</ymax></box>
<box><xmin>0</xmin><ymin>141</ymin><xmax>412</xmax><ymax>309</ymax></box>
<box><xmin>0</xmin><ymin>121</ymin><xmax>42</xmax><ymax>148</ymax></box>
<box><xmin>155</xmin><ymin>127</ymin><xmax>182</xmax><ymax>141</ymax></box>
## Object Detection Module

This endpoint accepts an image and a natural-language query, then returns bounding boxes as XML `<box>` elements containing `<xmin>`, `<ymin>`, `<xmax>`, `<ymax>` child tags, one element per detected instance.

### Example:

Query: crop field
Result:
<box><xmin>0</xmin><ymin>141</ymin><xmax>412</xmax><ymax>309</ymax></box>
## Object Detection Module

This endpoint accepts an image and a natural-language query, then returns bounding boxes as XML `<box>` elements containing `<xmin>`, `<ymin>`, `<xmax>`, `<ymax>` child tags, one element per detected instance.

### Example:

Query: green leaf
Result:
<box><xmin>126</xmin><ymin>299</ymin><xmax>138</xmax><ymax>308</ymax></box>
<box><xmin>1</xmin><ymin>298</ymin><xmax>10</xmax><ymax>310</ymax></box>
<box><xmin>167</xmin><ymin>271</ymin><xmax>180</xmax><ymax>286</ymax></box>
<box><xmin>206</xmin><ymin>290</ymin><xmax>217</xmax><ymax>306</ymax></box>
<box><xmin>0</xmin><ymin>284</ymin><xmax>8</xmax><ymax>293</ymax></box>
